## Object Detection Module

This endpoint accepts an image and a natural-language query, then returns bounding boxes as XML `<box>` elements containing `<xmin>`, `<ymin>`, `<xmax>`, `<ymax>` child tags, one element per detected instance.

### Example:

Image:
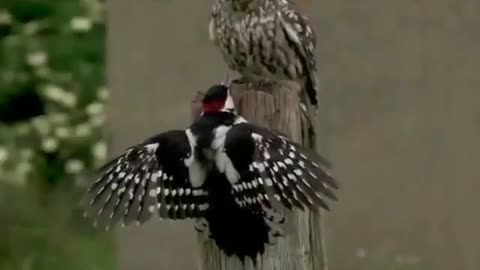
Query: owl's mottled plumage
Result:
<box><xmin>209</xmin><ymin>0</ymin><xmax>319</xmax><ymax>109</ymax></box>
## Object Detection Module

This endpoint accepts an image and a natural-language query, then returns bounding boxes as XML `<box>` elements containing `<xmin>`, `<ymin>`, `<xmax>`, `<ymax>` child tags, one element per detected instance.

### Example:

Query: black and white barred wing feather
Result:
<box><xmin>224</xmin><ymin>123</ymin><xmax>338</xmax><ymax>212</ymax></box>
<box><xmin>279</xmin><ymin>6</ymin><xmax>319</xmax><ymax>108</ymax></box>
<box><xmin>84</xmin><ymin>130</ymin><xmax>208</xmax><ymax>228</ymax></box>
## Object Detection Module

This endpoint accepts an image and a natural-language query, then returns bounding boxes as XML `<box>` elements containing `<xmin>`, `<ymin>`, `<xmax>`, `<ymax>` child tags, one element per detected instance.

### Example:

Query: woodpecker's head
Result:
<box><xmin>201</xmin><ymin>84</ymin><xmax>235</xmax><ymax>114</ymax></box>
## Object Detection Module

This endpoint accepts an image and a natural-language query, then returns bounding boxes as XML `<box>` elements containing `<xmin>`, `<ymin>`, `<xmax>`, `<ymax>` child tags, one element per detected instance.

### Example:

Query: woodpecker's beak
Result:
<box><xmin>221</xmin><ymin>89</ymin><xmax>235</xmax><ymax>113</ymax></box>
<box><xmin>221</xmin><ymin>72</ymin><xmax>233</xmax><ymax>88</ymax></box>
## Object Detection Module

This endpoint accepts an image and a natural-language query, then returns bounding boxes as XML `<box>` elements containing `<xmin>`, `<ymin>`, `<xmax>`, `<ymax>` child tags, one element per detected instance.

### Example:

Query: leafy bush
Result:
<box><xmin>0</xmin><ymin>0</ymin><xmax>113</xmax><ymax>269</ymax></box>
<box><xmin>0</xmin><ymin>0</ymin><xmax>107</xmax><ymax>186</ymax></box>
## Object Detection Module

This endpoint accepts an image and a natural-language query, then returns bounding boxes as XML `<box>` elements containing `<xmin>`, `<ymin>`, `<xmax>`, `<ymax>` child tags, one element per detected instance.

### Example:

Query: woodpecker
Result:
<box><xmin>209</xmin><ymin>0</ymin><xmax>320</xmax><ymax>111</ymax></box>
<box><xmin>84</xmin><ymin>84</ymin><xmax>338</xmax><ymax>263</ymax></box>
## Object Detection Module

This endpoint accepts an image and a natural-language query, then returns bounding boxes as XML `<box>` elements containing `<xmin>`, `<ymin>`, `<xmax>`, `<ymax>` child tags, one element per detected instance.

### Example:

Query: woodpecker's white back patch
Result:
<box><xmin>188</xmin><ymin>161</ymin><xmax>207</xmax><ymax>189</ymax></box>
<box><xmin>211</xmin><ymin>125</ymin><xmax>229</xmax><ymax>150</ymax></box>
<box><xmin>234</xmin><ymin>116</ymin><xmax>248</xmax><ymax>124</ymax></box>
<box><xmin>185</xmin><ymin>128</ymin><xmax>206</xmax><ymax>188</ymax></box>
<box><xmin>212</xmin><ymin>125</ymin><xmax>240</xmax><ymax>184</ymax></box>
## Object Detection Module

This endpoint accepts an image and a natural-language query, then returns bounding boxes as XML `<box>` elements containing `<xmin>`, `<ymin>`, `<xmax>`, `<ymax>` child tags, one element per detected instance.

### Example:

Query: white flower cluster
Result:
<box><xmin>0</xmin><ymin>147</ymin><xmax>8</xmax><ymax>164</ymax></box>
<box><xmin>70</xmin><ymin>16</ymin><xmax>92</xmax><ymax>32</ymax></box>
<box><xmin>26</xmin><ymin>51</ymin><xmax>48</xmax><ymax>67</ymax></box>
<box><xmin>0</xmin><ymin>0</ymin><xmax>107</xmax><ymax>187</ymax></box>
<box><xmin>42</xmin><ymin>84</ymin><xmax>78</xmax><ymax>108</ymax></box>
<box><xmin>0</xmin><ymin>9</ymin><xmax>12</xmax><ymax>25</ymax></box>
<box><xmin>0</xmin><ymin>145</ymin><xmax>35</xmax><ymax>186</ymax></box>
<box><xmin>0</xmin><ymin>86</ymin><xmax>110</xmax><ymax>186</ymax></box>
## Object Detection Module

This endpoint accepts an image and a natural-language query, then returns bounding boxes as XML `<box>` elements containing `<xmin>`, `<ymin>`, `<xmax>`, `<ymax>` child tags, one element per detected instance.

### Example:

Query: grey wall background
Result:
<box><xmin>107</xmin><ymin>0</ymin><xmax>480</xmax><ymax>269</ymax></box>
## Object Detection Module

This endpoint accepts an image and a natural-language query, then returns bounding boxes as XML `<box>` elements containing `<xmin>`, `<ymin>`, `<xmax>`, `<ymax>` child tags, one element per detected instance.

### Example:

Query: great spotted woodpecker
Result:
<box><xmin>84</xmin><ymin>84</ymin><xmax>338</xmax><ymax>262</ymax></box>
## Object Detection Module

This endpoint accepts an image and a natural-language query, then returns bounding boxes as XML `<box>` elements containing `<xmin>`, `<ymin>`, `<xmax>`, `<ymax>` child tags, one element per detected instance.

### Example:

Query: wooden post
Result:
<box><xmin>191</xmin><ymin>81</ymin><xmax>328</xmax><ymax>270</ymax></box>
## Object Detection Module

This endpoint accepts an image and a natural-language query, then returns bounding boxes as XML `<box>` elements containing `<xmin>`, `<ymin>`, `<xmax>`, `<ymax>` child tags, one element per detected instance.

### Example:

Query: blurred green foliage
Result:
<box><xmin>0</xmin><ymin>0</ymin><xmax>113</xmax><ymax>269</ymax></box>
<box><xmin>0</xmin><ymin>184</ymin><xmax>114</xmax><ymax>270</ymax></box>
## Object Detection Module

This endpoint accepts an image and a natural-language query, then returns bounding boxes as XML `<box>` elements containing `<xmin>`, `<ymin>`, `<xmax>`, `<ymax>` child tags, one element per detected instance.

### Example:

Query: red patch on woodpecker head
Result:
<box><xmin>202</xmin><ymin>100</ymin><xmax>225</xmax><ymax>113</ymax></box>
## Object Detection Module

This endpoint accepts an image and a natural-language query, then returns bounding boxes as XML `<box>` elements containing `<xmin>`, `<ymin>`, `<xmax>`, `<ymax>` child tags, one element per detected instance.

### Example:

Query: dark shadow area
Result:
<box><xmin>0</xmin><ymin>88</ymin><xmax>45</xmax><ymax>124</ymax></box>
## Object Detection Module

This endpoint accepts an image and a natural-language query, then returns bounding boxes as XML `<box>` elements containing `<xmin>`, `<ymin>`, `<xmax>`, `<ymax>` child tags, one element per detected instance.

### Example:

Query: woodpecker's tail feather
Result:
<box><xmin>199</xmin><ymin>171</ymin><xmax>285</xmax><ymax>263</ymax></box>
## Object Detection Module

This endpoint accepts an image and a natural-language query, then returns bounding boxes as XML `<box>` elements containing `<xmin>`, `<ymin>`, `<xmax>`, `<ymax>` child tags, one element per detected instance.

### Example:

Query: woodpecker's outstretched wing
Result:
<box><xmin>279</xmin><ymin>7</ymin><xmax>319</xmax><ymax>108</ymax></box>
<box><xmin>84</xmin><ymin>130</ymin><xmax>208</xmax><ymax>228</ymax></box>
<box><xmin>223</xmin><ymin>123</ymin><xmax>338</xmax><ymax>212</ymax></box>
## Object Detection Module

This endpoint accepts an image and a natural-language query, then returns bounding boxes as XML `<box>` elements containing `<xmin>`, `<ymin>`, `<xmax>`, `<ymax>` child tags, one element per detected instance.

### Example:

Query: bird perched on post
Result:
<box><xmin>83</xmin><ymin>83</ymin><xmax>338</xmax><ymax>262</ymax></box>
<box><xmin>209</xmin><ymin>0</ymin><xmax>320</xmax><ymax>113</ymax></box>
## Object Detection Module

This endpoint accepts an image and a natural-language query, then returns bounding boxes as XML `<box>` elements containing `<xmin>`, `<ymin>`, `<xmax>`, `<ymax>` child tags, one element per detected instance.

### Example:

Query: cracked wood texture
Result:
<box><xmin>191</xmin><ymin>82</ymin><xmax>329</xmax><ymax>270</ymax></box>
